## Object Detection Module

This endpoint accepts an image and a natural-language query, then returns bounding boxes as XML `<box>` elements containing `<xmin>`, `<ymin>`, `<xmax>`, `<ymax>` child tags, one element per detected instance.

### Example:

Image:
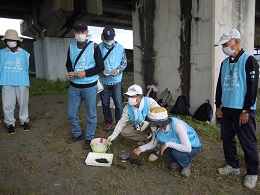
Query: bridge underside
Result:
<box><xmin>0</xmin><ymin>0</ymin><xmax>132</xmax><ymax>40</ymax></box>
<box><xmin>1</xmin><ymin>0</ymin><xmax>260</xmax><ymax>48</ymax></box>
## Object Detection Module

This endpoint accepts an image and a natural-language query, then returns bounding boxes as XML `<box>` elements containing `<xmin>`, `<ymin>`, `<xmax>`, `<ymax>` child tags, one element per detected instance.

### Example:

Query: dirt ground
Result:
<box><xmin>0</xmin><ymin>82</ymin><xmax>260</xmax><ymax>194</ymax></box>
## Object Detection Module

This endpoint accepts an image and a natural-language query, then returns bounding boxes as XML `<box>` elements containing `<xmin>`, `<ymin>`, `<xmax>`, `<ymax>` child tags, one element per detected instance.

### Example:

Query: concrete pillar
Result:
<box><xmin>34</xmin><ymin>37</ymin><xmax>73</xmax><ymax>80</ymax></box>
<box><xmin>132</xmin><ymin>0</ymin><xmax>256</xmax><ymax>120</ymax></box>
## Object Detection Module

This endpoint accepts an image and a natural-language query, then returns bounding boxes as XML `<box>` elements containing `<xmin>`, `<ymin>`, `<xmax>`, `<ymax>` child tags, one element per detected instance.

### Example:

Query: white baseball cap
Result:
<box><xmin>214</xmin><ymin>29</ymin><xmax>241</xmax><ymax>46</ymax></box>
<box><xmin>124</xmin><ymin>84</ymin><xmax>143</xmax><ymax>96</ymax></box>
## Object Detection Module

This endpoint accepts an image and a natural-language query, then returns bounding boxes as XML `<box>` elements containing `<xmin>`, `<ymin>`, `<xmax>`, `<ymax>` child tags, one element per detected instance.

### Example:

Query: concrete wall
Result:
<box><xmin>133</xmin><ymin>0</ymin><xmax>214</xmax><ymax>111</ymax></box>
<box><xmin>133</xmin><ymin>0</ymin><xmax>256</xmax><ymax>119</ymax></box>
<box><xmin>190</xmin><ymin>0</ymin><xmax>214</xmax><ymax>114</ymax></box>
<box><xmin>213</xmin><ymin>0</ymin><xmax>256</xmax><ymax>115</ymax></box>
<box><xmin>34</xmin><ymin>37</ymin><xmax>73</xmax><ymax>80</ymax></box>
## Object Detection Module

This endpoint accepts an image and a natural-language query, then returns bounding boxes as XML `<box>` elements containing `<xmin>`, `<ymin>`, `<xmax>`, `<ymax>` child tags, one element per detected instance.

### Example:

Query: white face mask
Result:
<box><xmin>151</xmin><ymin>126</ymin><xmax>159</xmax><ymax>132</ymax></box>
<box><xmin>75</xmin><ymin>34</ymin><xmax>87</xmax><ymax>42</ymax></box>
<box><xmin>7</xmin><ymin>41</ymin><xmax>17</xmax><ymax>48</ymax></box>
<box><xmin>128</xmin><ymin>97</ymin><xmax>137</xmax><ymax>106</ymax></box>
<box><xmin>161</xmin><ymin>125</ymin><xmax>170</xmax><ymax>135</ymax></box>
<box><xmin>222</xmin><ymin>46</ymin><xmax>235</xmax><ymax>56</ymax></box>
<box><xmin>104</xmin><ymin>40</ymin><xmax>114</xmax><ymax>46</ymax></box>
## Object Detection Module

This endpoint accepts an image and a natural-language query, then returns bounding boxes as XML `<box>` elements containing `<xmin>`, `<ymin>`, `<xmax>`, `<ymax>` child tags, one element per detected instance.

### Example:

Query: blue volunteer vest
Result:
<box><xmin>156</xmin><ymin>118</ymin><xmax>201</xmax><ymax>148</ymax></box>
<box><xmin>98</xmin><ymin>42</ymin><xmax>124</xmax><ymax>84</ymax></box>
<box><xmin>127</xmin><ymin>97</ymin><xmax>149</xmax><ymax>125</ymax></box>
<box><xmin>221</xmin><ymin>51</ymin><xmax>256</xmax><ymax>110</ymax></box>
<box><xmin>0</xmin><ymin>48</ymin><xmax>30</xmax><ymax>87</ymax></box>
<box><xmin>69</xmin><ymin>41</ymin><xmax>98</xmax><ymax>84</ymax></box>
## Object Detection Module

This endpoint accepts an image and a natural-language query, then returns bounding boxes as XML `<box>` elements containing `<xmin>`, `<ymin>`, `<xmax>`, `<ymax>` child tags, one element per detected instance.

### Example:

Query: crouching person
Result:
<box><xmin>133</xmin><ymin>107</ymin><xmax>201</xmax><ymax>177</ymax></box>
<box><xmin>107</xmin><ymin>84</ymin><xmax>160</xmax><ymax>144</ymax></box>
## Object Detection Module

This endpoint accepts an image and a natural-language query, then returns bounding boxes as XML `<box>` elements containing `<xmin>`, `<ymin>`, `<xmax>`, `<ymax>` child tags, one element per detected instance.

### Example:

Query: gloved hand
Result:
<box><xmin>140</xmin><ymin>121</ymin><xmax>150</xmax><ymax>132</ymax></box>
<box><xmin>107</xmin><ymin>134</ymin><xmax>117</xmax><ymax>145</ymax></box>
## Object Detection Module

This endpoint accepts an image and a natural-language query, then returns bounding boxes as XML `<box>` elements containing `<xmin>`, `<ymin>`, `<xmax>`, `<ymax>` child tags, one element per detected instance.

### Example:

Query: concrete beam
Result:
<box><xmin>86</xmin><ymin>0</ymin><xmax>102</xmax><ymax>15</ymax></box>
<box><xmin>38</xmin><ymin>0</ymin><xmax>74</xmax><ymax>28</ymax></box>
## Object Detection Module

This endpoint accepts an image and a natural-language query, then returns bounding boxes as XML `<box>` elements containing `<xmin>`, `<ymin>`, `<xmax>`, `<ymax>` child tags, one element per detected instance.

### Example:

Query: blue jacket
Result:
<box><xmin>220</xmin><ymin>51</ymin><xmax>256</xmax><ymax>110</ymax></box>
<box><xmin>98</xmin><ymin>42</ymin><xmax>125</xmax><ymax>84</ymax></box>
<box><xmin>0</xmin><ymin>48</ymin><xmax>30</xmax><ymax>87</ymax></box>
<box><xmin>156</xmin><ymin>117</ymin><xmax>201</xmax><ymax>148</ymax></box>
<box><xmin>69</xmin><ymin>41</ymin><xmax>98</xmax><ymax>84</ymax></box>
<box><xmin>127</xmin><ymin>97</ymin><xmax>149</xmax><ymax>125</ymax></box>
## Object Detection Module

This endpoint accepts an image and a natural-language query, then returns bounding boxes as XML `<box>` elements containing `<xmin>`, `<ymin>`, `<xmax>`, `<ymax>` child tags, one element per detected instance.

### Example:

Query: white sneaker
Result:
<box><xmin>217</xmin><ymin>165</ymin><xmax>240</xmax><ymax>175</ymax></box>
<box><xmin>243</xmin><ymin>175</ymin><xmax>258</xmax><ymax>189</ymax></box>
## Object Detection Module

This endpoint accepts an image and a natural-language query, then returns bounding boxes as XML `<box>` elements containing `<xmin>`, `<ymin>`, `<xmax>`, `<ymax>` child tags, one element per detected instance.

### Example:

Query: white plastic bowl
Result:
<box><xmin>90</xmin><ymin>138</ymin><xmax>109</xmax><ymax>153</ymax></box>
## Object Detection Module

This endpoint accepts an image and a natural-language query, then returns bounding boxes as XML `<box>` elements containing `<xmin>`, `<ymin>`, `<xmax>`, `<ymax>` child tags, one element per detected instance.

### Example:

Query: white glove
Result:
<box><xmin>140</xmin><ymin>121</ymin><xmax>150</xmax><ymax>132</ymax></box>
<box><xmin>107</xmin><ymin>134</ymin><xmax>117</xmax><ymax>145</ymax></box>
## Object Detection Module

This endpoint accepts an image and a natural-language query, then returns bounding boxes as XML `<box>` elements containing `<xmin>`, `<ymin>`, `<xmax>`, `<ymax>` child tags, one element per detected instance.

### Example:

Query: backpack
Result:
<box><xmin>146</xmin><ymin>84</ymin><xmax>158</xmax><ymax>100</ymax></box>
<box><xmin>193</xmin><ymin>99</ymin><xmax>213</xmax><ymax>122</ymax></box>
<box><xmin>170</xmin><ymin>95</ymin><xmax>190</xmax><ymax>116</ymax></box>
<box><xmin>157</xmin><ymin>88</ymin><xmax>172</xmax><ymax>109</ymax></box>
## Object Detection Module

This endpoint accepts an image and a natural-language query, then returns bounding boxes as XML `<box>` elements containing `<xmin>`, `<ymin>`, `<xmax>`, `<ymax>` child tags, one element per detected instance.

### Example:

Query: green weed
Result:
<box><xmin>30</xmin><ymin>78</ymin><xmax>70</xmax><ymax>95</ymax></box>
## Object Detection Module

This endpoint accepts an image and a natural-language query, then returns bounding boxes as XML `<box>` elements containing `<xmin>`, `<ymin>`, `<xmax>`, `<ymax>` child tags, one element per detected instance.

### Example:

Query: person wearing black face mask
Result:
<box><xmin>133</xmin><ymin>107</ymin><xmax>201</xmax><ymax>178</ymax></box>
<box><xmin>214</xmin><ymin>29</ymin><xmax>259</xmax><ymax>189</ymax></box>
<box><xmin>0</xmin><ymin>29</ymin><xmax>31</xmax><ymax>134</ymax></box>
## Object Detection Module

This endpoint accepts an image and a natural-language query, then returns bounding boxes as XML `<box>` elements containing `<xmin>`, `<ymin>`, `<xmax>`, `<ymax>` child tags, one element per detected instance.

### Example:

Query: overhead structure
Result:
<box><xmin>0</xmin><ymin>0</ymin><xmax>132</xmax><ymax>40</ymax></box>
<box><xmin>0</xmin><ymin>0</ymin><xmax>259</xmax><ymax>47</ymax></box>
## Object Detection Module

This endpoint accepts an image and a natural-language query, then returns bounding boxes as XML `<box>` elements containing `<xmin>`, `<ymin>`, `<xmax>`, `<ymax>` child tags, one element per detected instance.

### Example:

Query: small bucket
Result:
<box><xmin>90</xmin><ymin>138</ymin><xmax>109</xmax><ymax>153</ymax></box>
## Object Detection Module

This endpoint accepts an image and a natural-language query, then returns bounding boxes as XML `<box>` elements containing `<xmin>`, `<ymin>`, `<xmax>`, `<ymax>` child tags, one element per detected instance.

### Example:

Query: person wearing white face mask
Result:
<box><xmin>214</xmin><ymin>29</ymin><xmax>259</xmax><ymax>189</ymax></box>
<box><xmin>65</xmin><ymin>20</ymin><xmax>104</xmax><ymax>150</ymax></box>
<box><xmin>107</xmin><ymin>84</ymin><xmax>160</xmax><ymax>144</ymax></box>
<box><xmin>98</xmin><ymin>27</ymin><xmax>127</xmax><ymax>131</ymax></box>
<box><xmin>0</xmin><ymin>29</ymin><xmax>31</xmax><ymax>134</ymax></box>
<box><xmin>133</xmin><ymin>107</ymin><xmax>201</xmax><ymax>178</ymax></box>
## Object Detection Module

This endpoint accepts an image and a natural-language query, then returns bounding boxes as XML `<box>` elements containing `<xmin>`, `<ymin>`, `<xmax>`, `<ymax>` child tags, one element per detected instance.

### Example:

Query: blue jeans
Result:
<box><xmin>99</xmin><ymin>82</ymin><xmax>122</xmax><ymax>124</ymax></box>
<box><xmin>162</xmin><ymin>143</ymin><xmax>200</xmax><ymax>167</ymax></box>
<box><xmin>67</xmin><ymin>85</ymin><xmax>97</xmax><ymax>140</ymax></box>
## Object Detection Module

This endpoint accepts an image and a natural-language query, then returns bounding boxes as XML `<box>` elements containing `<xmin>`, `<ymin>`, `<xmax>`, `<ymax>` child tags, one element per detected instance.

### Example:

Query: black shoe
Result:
<box><xmin>67</xmin><ymin>134</ymin><xmax>84</xmax><ymax>144</ymax></box>
<box><xmin>7</xmin><ymin>125</ymin><xmax>15</xmax><ymax>135</ymax></box>
<box><xmin>21</xmin><ymin>122</ymin><xmax>30</xmax><ymax>131</ymax></box>
<box><xmin>82</xmin><ymin>140</ymin><xmax>91</xmax><ymax>150</ymax></box>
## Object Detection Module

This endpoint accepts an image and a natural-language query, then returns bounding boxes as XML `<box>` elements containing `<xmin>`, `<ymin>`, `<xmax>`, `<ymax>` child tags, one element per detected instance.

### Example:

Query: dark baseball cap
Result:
<box><xmin>73</xmin><ymin>20</ymin><xmax>88</xmax><ymax>30</ymax></box>
<box><xmin>102</xmin><ymin>27</ymin><xmax>115</xmax><ymax>40</ymax></box>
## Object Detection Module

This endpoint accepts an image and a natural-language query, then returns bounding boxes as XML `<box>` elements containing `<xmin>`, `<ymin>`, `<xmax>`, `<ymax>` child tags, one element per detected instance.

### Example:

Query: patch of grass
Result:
<box><xmin>29</xmin><ymin>73</ymin><xmax>133</xmax><ymax>96</ymax></box>
<box><xmin>123</xmin><ymin>71</ymin><xmax>133</xmax><ymax>77</ymax></box>
<box><xmin>30</xmin><ymin>78</ymin><xmax>70</xmax><ymax>95</ymax></box>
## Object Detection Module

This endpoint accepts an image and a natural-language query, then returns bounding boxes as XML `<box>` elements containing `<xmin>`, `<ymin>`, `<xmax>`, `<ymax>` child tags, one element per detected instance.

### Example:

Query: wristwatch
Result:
<box><xmin>242</xmin><ymin>110</ymin><xmax>248</xmax><ymax>113</ymax></box>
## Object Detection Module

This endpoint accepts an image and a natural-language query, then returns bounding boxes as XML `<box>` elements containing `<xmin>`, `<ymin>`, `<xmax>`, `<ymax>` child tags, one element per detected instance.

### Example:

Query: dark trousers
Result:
<box><xmin>220</xmin><ymin>107</ymin><xmax>259</xmax><ymax>175</ymax></box>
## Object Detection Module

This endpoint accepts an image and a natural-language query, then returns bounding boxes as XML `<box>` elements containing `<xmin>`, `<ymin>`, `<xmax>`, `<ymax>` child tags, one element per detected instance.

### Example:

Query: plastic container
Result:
<box><xmin>90</xmin><ymin>138</ymin><xmax>109</xmax><ymax>153</ymax></box>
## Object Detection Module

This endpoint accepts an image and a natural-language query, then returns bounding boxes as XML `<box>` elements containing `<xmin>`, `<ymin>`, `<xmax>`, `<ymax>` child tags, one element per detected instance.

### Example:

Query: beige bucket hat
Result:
<box><xmin>1</xmin><ymin>29</ymin><xmax>23</xmax><ymax>42</ymax></box>
<box><xmin>146</xmin><ymin>107</ymin><xmax>172</xmax><ymax>126</ymax></box>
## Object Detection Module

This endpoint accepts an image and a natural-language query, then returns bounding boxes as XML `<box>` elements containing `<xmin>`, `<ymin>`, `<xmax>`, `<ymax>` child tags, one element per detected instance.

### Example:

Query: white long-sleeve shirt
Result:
<box><xmin>111</xmin><ymin>97</ymin><xmax>160</xmax><ymax>137</ymax></box>
<box><xmin>139</xmin><ymin>121</ymin><xmax>192</xmax><ymax>153</ymax></box>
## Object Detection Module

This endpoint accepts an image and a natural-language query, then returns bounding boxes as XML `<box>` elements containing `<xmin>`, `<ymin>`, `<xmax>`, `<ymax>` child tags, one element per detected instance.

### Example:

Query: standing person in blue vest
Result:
<box><xmin>107</xmin><ymin>84</ymin><xmax>159</xmax><ymax>144</ymax></box>
<box><xmin>99</xmin><ymin>27</ymin><xmax>127</xmax><ymax>131</ymax></box>
<box><xmin>65</xmin><ymin>20</ymin><xmax>104</xmax><ymax>150</ymax></box>
<box><xmin>214</xmin><ymin>29</ymin><xmax>259</xmax><ymax>189</ymax></box>
<box><xmin>0</xmin><ymin>29</ymin><xmax>30</xmax><ymax>134</ymax></box>
<box><xmin>133</xmin><ymin>107</ymin><xmax>201</xmax><ymax>178</ymax></box>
